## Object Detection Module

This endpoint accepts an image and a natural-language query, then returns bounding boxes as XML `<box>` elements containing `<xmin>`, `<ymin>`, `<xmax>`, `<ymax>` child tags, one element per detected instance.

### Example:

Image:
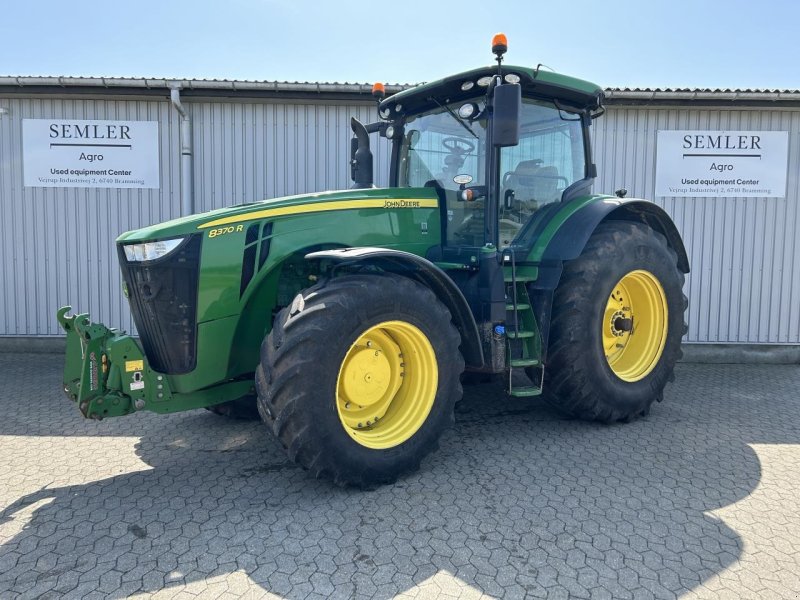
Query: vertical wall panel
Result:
<box><xmin>592</xmin><ymin>105</ymin><xmax>800</xmax><ymax>343</ymax></box>
<box><xmin>190</xmin><ymin>99</ymin><xmax>390</xmax><ymax>213</ymax></box>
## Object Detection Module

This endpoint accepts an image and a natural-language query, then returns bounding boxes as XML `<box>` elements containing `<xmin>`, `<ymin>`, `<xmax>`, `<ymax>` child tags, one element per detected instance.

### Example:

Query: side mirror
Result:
<box><xmin>492</xmin><ymin>83</ymin><xmax>521</xmax><ymax>147</ymax></box>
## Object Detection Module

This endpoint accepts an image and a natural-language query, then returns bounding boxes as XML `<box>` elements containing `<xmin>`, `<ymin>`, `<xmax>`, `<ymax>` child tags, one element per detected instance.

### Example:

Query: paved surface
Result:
<box><xmin>1</xmin><ymin>354</ymin><xmax>800</xmax><ymax>599</ymax></box>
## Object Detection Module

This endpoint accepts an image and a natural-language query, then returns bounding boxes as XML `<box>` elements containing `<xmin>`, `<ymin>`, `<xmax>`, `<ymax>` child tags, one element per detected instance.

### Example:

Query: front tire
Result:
<box><xmin>256</xmin><ymin>273</ymin><xmax>464</xmax><ymax>487</ymax></box>
<box><xmin>544</xmin><ymin>221</ymin><xmax>687</xmax><ymax>422</ymax></box>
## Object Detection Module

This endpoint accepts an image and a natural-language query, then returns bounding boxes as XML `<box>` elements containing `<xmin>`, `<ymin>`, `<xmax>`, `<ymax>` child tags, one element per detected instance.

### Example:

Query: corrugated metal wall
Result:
<box><xmin>592</xmin><ymin>106</ymin><xmax>800</xmax><ymax>343</ymax></box>
<box><xmin>190</xmin><ymin>100</ymin><xmax>390</xmax><ymax>213</ymax></box>
<box><xmin>1</xmin><ymin>92</ymin><xmax>798</xmax><ymax>344</ymax></box>
<box><xmin>0</xmin><ymin>96</ymin><xmax>181</xmax><ymax>337</ymax></box>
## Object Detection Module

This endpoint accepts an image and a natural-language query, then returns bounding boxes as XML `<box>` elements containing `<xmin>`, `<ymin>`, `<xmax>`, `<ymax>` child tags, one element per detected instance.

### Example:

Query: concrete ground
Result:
<box><xmin>1</xmin><ymin>354</ymin><xmax>799</xmax><ymax>599</ymax></box>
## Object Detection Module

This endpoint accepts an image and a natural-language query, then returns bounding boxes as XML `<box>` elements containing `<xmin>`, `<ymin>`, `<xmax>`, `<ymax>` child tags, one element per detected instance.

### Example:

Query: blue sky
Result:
<box><xmin>1</xmin><ymin>0</ymin><xmax>797</xmax><ymax>89</ymax></box>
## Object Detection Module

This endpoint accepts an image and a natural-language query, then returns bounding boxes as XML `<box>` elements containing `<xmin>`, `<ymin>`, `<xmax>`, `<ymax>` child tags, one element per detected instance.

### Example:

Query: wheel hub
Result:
<box><xmin>602</xmin><ymin>270</ymin><xmax>668</xmax><ymax>382</ymax></box>
<box><xmin>610</xmin><ymin>310</ymin><xmax>633</xmax><ymax>336</ymax></box>
<box><xmin>339</xmin><ymin>345</ymin><xmax>398</xmax><ymax>407</ymax></box>
<box><xmin>336</xmin><ymin>321</ymin><xmax>438</xmax><ymax>449</ymax></box>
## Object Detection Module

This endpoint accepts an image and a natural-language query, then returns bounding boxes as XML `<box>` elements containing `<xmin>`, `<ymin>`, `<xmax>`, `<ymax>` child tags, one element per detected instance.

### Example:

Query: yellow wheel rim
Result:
<box><xmin>603</xmin><ymin>270</ymin><xmax>668</xmax><ymax>382</ymax></box>
<box><xmin>335</xmin><ymin>320</ymin><xmax>438</xmax><ymax>449</ymax></box>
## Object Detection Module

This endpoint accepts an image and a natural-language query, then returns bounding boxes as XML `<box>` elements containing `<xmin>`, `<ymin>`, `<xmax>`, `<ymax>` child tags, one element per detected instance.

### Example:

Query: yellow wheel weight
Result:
<box><xmin>335</xmin><ymin>321</ymin><xmax>438</xmax><ymax>449</ymax></box>
<box><xmin>603</xmin><ymin>270</ymin><xmax>669</xmax><ymax>382</ymax></box>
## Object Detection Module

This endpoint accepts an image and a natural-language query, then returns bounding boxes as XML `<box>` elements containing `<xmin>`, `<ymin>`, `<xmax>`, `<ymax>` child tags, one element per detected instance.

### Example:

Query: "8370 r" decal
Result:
<box><xmin>208</xmin><ymin>225</ymin><xmax>244</xmax><ymax>238</ymax></box>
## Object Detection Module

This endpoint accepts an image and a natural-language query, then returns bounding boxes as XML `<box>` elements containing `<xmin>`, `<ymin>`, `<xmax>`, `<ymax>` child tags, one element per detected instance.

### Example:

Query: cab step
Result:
<box><xmin>505</xmin><ymin>303</ymin><xmax>531</xmax><ymax>311</ymax></box>
<box><xmin>510</xmin><ymin>357</ymin><xmax>540</xmax><ymax>367</ymax></box>
<box><xmin>509</xmin><ymin>386</ymin><xmax>542</xmax><ymax>398</ymax></box>
<box><xmin>506</xmin><ymin>330</ymin><xmax>535</xmax><ymax>339</ymax></box>
<box><xmin>503</xmin><ymin>275</ymin><xmax>536</xmax><ymax>283</ymax></box>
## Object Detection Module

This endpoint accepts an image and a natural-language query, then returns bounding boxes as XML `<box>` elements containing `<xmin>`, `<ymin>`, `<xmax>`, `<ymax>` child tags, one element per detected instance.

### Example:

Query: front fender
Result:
<box><xmin>306</xmin><ymin>247</ymin><xmax>484</xmax><ymax>368</ymax></box>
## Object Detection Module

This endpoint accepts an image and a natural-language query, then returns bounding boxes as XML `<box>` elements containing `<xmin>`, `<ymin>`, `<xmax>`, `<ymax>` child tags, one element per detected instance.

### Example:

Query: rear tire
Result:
<box><xmin>256</xmin><ymin>273</ymin><xmax>464</xmax><ymax>487</ymax></box>
<box><xmin>544</xmin><ymin>221</ymin><xmax>687</xmax><ymax>422</ymax></box>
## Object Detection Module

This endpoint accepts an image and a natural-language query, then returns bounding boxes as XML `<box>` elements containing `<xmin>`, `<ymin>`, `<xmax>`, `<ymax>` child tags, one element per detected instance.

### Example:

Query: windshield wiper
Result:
<box><xmin>430</xmin><ymin>97</ymin><xmax>478</xmax><ymax>140</ymax></box>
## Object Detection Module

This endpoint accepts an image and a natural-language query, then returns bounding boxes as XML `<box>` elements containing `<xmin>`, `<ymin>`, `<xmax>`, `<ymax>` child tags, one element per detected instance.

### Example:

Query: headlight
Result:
<box><xmin>123</xmin><ymin>238</ymin><xmax>185</xmax><ymax>262</ymax></box>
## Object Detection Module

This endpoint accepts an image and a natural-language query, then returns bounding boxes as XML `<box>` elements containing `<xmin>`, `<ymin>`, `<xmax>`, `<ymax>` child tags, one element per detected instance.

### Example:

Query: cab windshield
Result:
<box><xmin>397</xmin><ymin>101</ymin><xmax>488</xmax><ymax>246</ymax></box>
<box><xmin>396</xmin><ymin>97</ymin><xmax>587</xmax><ymax>249</ymax></box>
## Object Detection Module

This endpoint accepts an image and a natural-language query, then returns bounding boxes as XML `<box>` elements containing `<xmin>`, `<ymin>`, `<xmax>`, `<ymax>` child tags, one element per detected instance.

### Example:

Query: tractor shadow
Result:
<box><xmin>1</xmin><ymin>358</ymin><xmax>797</xmax><ymax>598</ymax></box>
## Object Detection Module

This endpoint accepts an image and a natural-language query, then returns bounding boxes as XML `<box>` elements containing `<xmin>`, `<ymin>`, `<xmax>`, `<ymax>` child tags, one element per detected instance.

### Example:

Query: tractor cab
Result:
<box><xmin>392</xmin><ymin>94</ymin><xmax>589</xmax><ymax>251</ymax></box>
<box><xmin>365</xmin><ymin>35</ymin><xmax>605</xmax><ymax>257</ymax></box>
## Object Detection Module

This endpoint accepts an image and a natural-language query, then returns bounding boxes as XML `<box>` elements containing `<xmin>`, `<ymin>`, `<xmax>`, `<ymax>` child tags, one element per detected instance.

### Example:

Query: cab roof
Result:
<box><xmin>380</xmin><ymin>65</ymin><xmax>604</xmax><ymax>117</ymax></box>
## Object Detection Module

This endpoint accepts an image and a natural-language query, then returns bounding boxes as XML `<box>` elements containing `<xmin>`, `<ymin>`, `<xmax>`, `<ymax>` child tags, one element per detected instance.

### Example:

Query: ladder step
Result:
<box><xmin>510</xmin><ymin>358</ymin><xmax>540</xmax><ymax>367</ymax></box>
<box><xmin>506</xmin><ymin>330</ymin><xmax>535</xmax><ymax>339</ymax></box>
<box><xmin>503</xmin><ymin>276</ymin><xmax>536</xmax><ymax>283</ymax></box>
<box><xmin>509</xmin><ymin>386</ymin><xmax>542</xmax><ymax>397</ymax></box>
<box><xmin>505</xmin><ymin>303</ymin><xmax>531</xmax><ymax>312</ymax></box>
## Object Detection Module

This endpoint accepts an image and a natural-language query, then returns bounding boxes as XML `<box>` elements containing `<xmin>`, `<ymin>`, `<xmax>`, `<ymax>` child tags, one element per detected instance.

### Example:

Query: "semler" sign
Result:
<box><xmin>655</xmin><ymin>130</ymin><xmax>789</xmax><ymax>198</ymax></box>
<box><xmin>23</xmin><ymin>119</ymin><xmax>160</xmax><ymax>189</ymax></box>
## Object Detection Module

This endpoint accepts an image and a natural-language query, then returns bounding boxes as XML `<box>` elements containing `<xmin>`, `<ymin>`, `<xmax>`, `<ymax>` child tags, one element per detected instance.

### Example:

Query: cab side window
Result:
<box><xmin>498</xmin><ymin>100</ymin><xmax>586</xmax><ymax>247</ymax></box>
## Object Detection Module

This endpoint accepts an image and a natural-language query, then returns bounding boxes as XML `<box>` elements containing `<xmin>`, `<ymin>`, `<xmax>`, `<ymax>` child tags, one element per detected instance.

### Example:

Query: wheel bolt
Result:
<box><xmin>345</xmin><ymin>402</ymin><xmax>351</xmax><ymax>409</ymax></box>
<box><xmin>357</xmin><ymin>422</ymin><xmax>363</xmax><ymax>428</ymax></box>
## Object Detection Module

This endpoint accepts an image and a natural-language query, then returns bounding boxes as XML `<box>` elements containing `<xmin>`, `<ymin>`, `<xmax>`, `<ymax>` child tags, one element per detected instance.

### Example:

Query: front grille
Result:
<box><xmin>117</xmin><ymin>234</ymin><xmax>202</xmax><ymax>374</ymax></box>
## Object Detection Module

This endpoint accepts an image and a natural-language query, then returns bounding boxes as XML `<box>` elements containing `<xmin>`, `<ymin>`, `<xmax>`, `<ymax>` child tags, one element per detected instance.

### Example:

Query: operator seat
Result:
<box><xmin>509</xmin><ymin>160</ymin><xmax>561</xmax><ymax>212</ymax></box>
<box><xmin>498</xmin><ymin>160</ymin><xmax>563</xmax><ymax>248</ymax></box>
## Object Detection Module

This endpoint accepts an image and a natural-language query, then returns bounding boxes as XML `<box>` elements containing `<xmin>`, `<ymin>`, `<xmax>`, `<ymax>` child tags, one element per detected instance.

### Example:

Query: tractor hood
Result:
<box><xmin>116</xmin><ymin>187</ymin><xmax>438</xmax><ymax>243</ymax></box>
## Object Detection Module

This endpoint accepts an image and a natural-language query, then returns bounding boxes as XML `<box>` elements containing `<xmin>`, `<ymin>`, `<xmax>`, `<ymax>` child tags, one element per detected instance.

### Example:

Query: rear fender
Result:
<box><xmin>306</xmin><ymin>247</ymin><xmax>484</xmax><ymax>368</ymax></box>
<box><xmin>535</xmin><ymin>197</ymin><xmax>690</xmax><ymax>277</ymax></box>
<box><xmin>518</xmin><ymin>197</ymin><xmax>690</xmax><ymax>359</ymax></box>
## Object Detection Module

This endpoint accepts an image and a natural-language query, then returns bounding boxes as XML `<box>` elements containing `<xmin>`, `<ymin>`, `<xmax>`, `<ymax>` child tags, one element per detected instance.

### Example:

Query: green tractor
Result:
<box><xmin>58</xmin><ymin>35</ymin><xmax>688</xmax><ymax>487</ymax></box>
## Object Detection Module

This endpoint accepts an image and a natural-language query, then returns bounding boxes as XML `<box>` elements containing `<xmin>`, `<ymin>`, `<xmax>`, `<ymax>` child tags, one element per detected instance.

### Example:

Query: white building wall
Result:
<box><xmin>0</xmin><ymin>95</ymin><xmax>181</xmax><ymax>336</ymax></box>
<box><xmin>0</xmin><ymin>90</ymin><xmax>797</xmax><ymax>344</ymax></box>
<box><xmin>190</xmin><ymin>99</ymin><xmax>390</xmax><ymax>214</ymax></box>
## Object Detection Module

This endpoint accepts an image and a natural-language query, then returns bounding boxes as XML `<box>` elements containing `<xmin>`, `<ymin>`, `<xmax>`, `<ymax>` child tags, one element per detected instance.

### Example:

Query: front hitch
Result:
<box><xmin>57</xmin><ymin>306</ymin><xmax>171</xmax><ymax>419</ymax></box>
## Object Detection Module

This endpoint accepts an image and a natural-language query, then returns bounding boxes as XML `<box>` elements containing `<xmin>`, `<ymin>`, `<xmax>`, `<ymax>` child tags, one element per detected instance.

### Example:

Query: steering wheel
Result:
<box><xmin>442</xmin><ymin>137</ymin><xmax>476</xmax><ymax>155</ymax></box>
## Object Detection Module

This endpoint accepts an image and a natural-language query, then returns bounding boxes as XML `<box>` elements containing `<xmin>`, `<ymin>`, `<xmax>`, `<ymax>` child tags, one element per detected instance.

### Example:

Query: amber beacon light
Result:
<box><xmin>491</xmin><ymin>33</ymin><xmax>508</xmax><ymax>58</ymax></box>
<box><xmin>372</xmin><ymin>82</ymin><xmax>386</xmax><ymax>100</ymax></box>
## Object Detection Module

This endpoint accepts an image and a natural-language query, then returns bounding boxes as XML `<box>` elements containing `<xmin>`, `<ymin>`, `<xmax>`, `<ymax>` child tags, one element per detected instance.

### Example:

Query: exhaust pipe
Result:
<box><xmin>350</xmin><ymin>117</ymin><xmax>374</xmax><ymax>189</ymax></box>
